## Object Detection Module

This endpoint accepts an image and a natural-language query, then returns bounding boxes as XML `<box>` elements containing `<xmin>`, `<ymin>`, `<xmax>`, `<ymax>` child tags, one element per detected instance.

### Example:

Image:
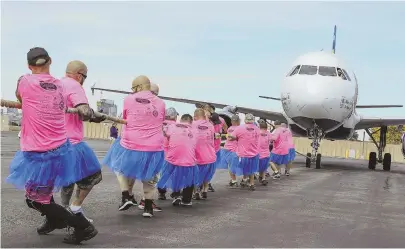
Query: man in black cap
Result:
<box><xmin>13</xmin><ymin>47</ymin><xmax>99</xmax><ymax>244</ymax></box>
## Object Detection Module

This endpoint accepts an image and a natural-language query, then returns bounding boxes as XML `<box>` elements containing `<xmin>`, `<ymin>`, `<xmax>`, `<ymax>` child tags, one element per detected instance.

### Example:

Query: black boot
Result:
<box><xmin>63</xmin><ymin>213</ymin><xmax>98</xmax><ymax>245</ymax></box>
<box><xmin>142</xmin><ymin>199</ymin><xmax>154</xmax><ymax>218</ymax></box>
<box><xmin>37</xmin><ymin>216</ymin><xmax>55</xmax><ymax>235</ymax></box>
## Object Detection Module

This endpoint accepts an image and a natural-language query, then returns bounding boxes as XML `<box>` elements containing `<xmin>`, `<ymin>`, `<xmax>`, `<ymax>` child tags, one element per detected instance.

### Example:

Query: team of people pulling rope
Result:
<box><xmin>5</xmin><ymin>47</ymin><xmax>296</xmax><ymax>245</ymax></box>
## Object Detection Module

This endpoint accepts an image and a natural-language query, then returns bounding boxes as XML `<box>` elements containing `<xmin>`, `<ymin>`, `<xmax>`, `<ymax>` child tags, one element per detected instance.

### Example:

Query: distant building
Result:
<box><xmin>96</xmin><ymin>99</ymin><xmax>117</xmax><ymax>117</ymax></box>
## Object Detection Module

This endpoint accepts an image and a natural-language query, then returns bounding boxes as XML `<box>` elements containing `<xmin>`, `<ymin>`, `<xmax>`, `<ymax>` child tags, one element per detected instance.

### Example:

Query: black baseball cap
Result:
<box><xmin>27</xmin><ymin>47</ymin><xmax>50</xmax><ymax>66</ymax></box>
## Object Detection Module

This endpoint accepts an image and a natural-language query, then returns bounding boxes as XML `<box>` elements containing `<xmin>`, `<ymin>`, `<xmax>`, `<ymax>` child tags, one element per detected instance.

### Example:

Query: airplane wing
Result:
<box><xmin>355</xmin><ymin>116</ymin><xmax>405</xmax><ymax>130</ymax></box>
<box><xmin>160</xmin><ymin>96</ymin><xmax>288</xmax><ymax>123</ymax></box>
<box><xmin>90</xmin><ymin>86</ymin><xmax>288</xmax><ymax>122</ymax></box>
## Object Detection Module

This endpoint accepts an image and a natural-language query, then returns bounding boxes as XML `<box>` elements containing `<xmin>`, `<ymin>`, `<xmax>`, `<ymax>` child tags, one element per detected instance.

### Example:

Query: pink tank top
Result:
<box><xmin>17</xmin><ymin>74</ymin><xmax>67</xmax><ymax>152</ymax></box>
<box><xmin>121</xmin><ymin>91</ymin><xmax>166</xmax><ymax>151</ymax></box>
<box><xmin>61</xmin><ymin>77</ymin><xmax>89</xmax><ymax>144</ymax></box>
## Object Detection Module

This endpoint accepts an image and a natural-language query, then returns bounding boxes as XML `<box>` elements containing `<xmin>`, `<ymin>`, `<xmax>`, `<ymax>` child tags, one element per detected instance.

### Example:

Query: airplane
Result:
<box><xmin>90</xmin><ymin>25</ymin><xmax>405</xmax><ymax>171</ymax></box>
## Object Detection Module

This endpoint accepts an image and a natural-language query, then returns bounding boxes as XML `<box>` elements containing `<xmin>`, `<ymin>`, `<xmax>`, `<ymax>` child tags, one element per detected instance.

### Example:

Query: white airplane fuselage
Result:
<box><xmin>280</xmin><ymin>51</ymin><xmax>360</xmax><ymax>140</ymax></box>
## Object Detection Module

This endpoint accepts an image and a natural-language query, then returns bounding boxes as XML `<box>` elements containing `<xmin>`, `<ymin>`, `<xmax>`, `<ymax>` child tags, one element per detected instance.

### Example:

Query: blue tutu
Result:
<box><xmin>157</xmin><ymin>161</ymin><xmax>199</xmax><ymax>192</ymax></box>
<box><xmin>218</xmin><ymin>149</ymin><xmax>240</xmax><ymax>172</ymax></box>
<box><xmin>197</xmin><ymin>163</ymin><xmax>216</xmax><ymax>185</ymax></box>
<box><xmin>216</xmin><ymin>149</ymin><xmax>230</xmax><ymax>169</ymax></box>
<box><xmin>64</xmin><ymin>141</ymin><xmax>101</xmax><ymax>183</ymax></box>
<box><xmin>6</xmin><ymin>140</ymin><xmax>74</xmax><ymax>193</ymax></box>
<box><xmin>232</xmin><ymin>155</ymin><xmax>259</xmax><ymax>176</ymax></box>
<box><xmin>288</xmin><ymin>148</ymin><xmax>296</xmax><ymax>162</ymax></box>
<box><xmin>269</xmin><ymin>152</ymin><xmax>289</xmax><ymax>165</ymax></box>
<box><xmin>258</xmin><ymin>156</ymin><xmax>271</xmax><ymax>173</ymax></box>
<box><xmin>102</xmin><ymin>137</ymin><xmax>164</xmax><ymax>181</ymax></box>
<box><xmin>215</xmin><ymin>150</ymin><xmax>221</xmax><ymax>164</ymax></box>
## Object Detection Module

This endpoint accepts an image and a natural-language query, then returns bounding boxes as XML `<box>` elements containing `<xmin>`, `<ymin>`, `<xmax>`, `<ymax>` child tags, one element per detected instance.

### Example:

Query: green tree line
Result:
<box><xmin>370</xmin><ymin>126</ymin><xmax>404</xmax><ymax>145</ymax></box>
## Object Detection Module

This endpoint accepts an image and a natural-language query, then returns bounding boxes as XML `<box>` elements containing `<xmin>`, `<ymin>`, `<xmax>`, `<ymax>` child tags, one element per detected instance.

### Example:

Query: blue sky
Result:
<box><xmin>1</xmin><ymin>1</ymin><xmax>405</xmax><ymax>140</ymax></box>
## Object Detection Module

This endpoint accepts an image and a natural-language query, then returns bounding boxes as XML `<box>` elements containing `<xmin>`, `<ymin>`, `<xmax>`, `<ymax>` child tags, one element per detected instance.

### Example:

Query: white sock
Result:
<box><xmin>70</xmin><ymin>205</ymin><xmax>82</xmax><ymax>214</ymax></box>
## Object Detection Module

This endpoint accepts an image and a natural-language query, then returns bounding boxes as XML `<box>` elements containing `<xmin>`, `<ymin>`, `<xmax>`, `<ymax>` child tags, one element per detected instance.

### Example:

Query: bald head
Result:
<box><xmin>66</xmin><ymin>60</ymin><xmax>88</xmax><ymax>84</ymax></box>
<box><xmin>66</xmin><ymin>60</ymin><xmax>87</xmax><ymax>75</ymax></box>
<box><xmin>132</xmin><ymin>75</ymin><xmax>151</xmax><ymax>93</ymax></box>
<box><xmin>194</xmin><ymin>108</ymin><xmax>206</xmax><ymax>120</ymax></box>
<box><xmin>150</xmin><ymin>83</ymin><xmax>159</xmax><ymax>95</ymax></box>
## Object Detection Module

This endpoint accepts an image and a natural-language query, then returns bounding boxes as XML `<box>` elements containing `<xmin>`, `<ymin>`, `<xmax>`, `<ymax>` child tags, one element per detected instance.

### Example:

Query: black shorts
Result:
<box><xmin>70</xmin><ymin>170</ymin><xmax>102</xmax><ymax>190</ymax></box>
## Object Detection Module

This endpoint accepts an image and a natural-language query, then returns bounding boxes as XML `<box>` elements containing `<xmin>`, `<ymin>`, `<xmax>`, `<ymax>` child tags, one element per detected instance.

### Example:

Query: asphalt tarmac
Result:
<box><xmin>2</xmin><ymin>131</ymin><xmax>405</xmax><ymax>248</ymax></box>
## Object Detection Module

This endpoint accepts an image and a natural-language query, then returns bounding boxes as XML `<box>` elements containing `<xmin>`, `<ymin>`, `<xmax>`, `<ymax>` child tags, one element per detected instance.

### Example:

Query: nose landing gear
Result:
<box><xmin>305</xmin><ymin>124</ymin><xmax>324</xmax><ymax>169</ymax></box>
<box><xmin>365</xmin><ymin>126</ymin><xmax>391</xmax><ymax>171</ymax></box>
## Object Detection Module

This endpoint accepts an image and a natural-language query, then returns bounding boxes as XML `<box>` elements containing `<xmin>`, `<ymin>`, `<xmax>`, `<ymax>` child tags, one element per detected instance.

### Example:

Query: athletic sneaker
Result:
<box><xmin>285</xmin><ymin>170</ymin><xmax>290</xmax><ymax>176</ymax></box>
<box><xmin>229</xmin><ymin>180</ymin><xmax>238</xmax><ymax>187</ymax></box>
<box><xmin>265</xmin><ymin>171</ymin><xmax>271</xmax><ymax>178</ymax></box>
<box><xmin>248</xmin><ymin>184</ymin><xmax>256</xmax><ymax>191</ymax></box>
<box><xmin>181</xmin><ymin>201</ymin><xmax>192</xmax><ymax>207</ymax></box>
<box><xmin>201</xmin><ymin>192</ymin><xmax>208</xmax><ymax>199</ymax></box>
<box><xmin>172</xmin><ymin>197</ymin><xmax>182</xmax><ymax>206</ymax></box>
<box><xmin>118</xmin><ymin>198</ymin><xmax>134</xmax><ymax>211</ymax></box>
<box><xmin>208</xmin><ymin>183</ymin><xmax>215</xmax><ymax>192</ymax></box>
<box><xmin>240</xmin><ymin>179</ymin><xmax>248</xmax><ymax>188</ymax></box>
<box><xmin>158</xmin><ymin>192</ymin><xmax>166</xmax><ymax>200</ymax></box>
<box><xmin>193</xmin><ymin>192</ymin><xmax>202</xmax><ymax>200</ymax></box>
<box><xmin>138</xmin><ymin>199</ymin><xmax>162</xmax><ymax>212</ymax></box>
<box><xmin>130</xmin><ymin>195</ymin><xmax>137</xmax><ymax>205</ymax></box>
<box><xmin>272</xmin><ymin>172</ymin><xmax>281</xmax><ymax>179</ymax></box>
<box><xmin>142</xmin><ymin>199</ymin><xmax>154</xmax><ymax>218</ymax></box>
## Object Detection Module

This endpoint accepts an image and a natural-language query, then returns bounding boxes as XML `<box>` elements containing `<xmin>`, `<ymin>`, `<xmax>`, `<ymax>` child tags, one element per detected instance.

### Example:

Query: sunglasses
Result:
<box><xmin>78</xmin><ymin>73</ymin><xmax>87</xmax><ymax>79</ymax></box>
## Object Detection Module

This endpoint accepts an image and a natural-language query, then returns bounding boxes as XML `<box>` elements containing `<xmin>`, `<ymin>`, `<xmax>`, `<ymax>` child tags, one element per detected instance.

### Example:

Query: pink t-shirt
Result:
<box><xmin>165</xmin><ymin>123</ymin><xmax>197</xmax><ymax>166</ymax></box>
<box><xmin>61</xmin><ymin>77</ymin><xmax>89</xmax><ymax>144</ymax></box>
<box><xmin>231</xmin><ymin>123</ymin><xmax>260</xmax><ymax>158</ymax></box>
<box><xmin>121</xmin><ymin>91</ymin><xmax>166</xmax><ymax>151</ymax></box>
<box><xmin>224</xmin><ymin>125</ymin><xmax>238</xmax><ymax>152</ymax></box>
<box><xmin>270</xmin><ymin>127</ymin><xmax>290</xmax><ymax>155</ymax></box>
<box><xmin>286</xmin><ymin>128</ymin><xmax>295</xmax><ymax>149</ymax></box>
<box><xmin>192</xmin><ymin>119</ymin><xmax>216</xmax><ymax>165</ymax></box>
<box><xmin>258</xmin><ymin>130</ymin><xmax>271</xmax><ymax>159</ymax></box>
<box><xmin>213</xmin><ymin>117</ymin><xmax>225</xmax><ymax>152</ymax></box>
<box><xmin>17</xmin><ymin>74</ymin><xmax>67</xmax><ymax>152</ymax></box>
<box><xmin>163</xmin><ymin>119</ymin><xmax>177</xmax><ymax>155</ymax></box>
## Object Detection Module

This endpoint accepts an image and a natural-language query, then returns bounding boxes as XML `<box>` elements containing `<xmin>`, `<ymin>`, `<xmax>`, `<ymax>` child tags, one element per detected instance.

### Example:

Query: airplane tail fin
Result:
<box><xmin>332</xmin><ymin>25</ymin><xmax>336</xmax><ymax>54</ymax></box>
<box><xmin>332</xmin><ymin>25</ymin><xmax>337</xmax><ymax>54</ymax></box>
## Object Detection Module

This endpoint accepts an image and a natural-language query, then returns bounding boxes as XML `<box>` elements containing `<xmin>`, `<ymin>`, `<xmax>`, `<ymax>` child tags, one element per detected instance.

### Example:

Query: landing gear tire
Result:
<box><xmin>368</xmin><ymin>152</ymin><xmax>376</xmax><ymax>170</ymax></box>
<box><xmin>315</xmin><ymin>153</ymin><xmax>321</xmax><ymax>169</ymax></box>
<box><xmin>306</xmin><ymin>153</ymin><xmax>311</xmax><ymax>168</ymax></box>
<box><xmin>383</xmin><ymin>153</ymin><xmax>391</xmax><ymax>171</ymax></box>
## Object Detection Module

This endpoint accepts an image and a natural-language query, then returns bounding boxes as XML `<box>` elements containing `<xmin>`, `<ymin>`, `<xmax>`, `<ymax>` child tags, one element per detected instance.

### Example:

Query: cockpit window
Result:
<box><xmin>318</xmin><ymin>66</ymin><xmax>337</xmax><ymax>76</ymax></box>
<box><xmin>341</xmin><ymin>69</ymin><xmax>351</xmax><ymax>81</ymax></box>
<box><xmin>337</xmin><ymin>68</ymin><xmax>347</xmax><ymax>80</ymax></box>
<box><xmin>287</xmin><ymin>65</ymin><xmax>301</xmax><ymax>76</ymax></box>
<box><xmin>298</xmin><ymin>65</ymin><xmax>317</xmax><ymax>75</ymax></box>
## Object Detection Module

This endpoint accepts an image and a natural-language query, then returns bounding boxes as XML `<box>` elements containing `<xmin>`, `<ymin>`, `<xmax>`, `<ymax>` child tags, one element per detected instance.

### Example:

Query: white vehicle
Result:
<box><xmin>91</xmin><ymin>26</ymin><xmax>405</xmax><ymax>171</ymax></box>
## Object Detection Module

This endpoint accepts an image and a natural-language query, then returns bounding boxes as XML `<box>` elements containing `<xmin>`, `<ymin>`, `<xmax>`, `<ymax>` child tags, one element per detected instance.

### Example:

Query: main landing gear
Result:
<box><xmin>305</xmin><ymin>124</ymin><xmax>324</xmax><ymax>169</ymax></box>
<box><xmin>365</xmin><ymin>126</ymin><xmax>391</xmax><ymax>171</ymax></box>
